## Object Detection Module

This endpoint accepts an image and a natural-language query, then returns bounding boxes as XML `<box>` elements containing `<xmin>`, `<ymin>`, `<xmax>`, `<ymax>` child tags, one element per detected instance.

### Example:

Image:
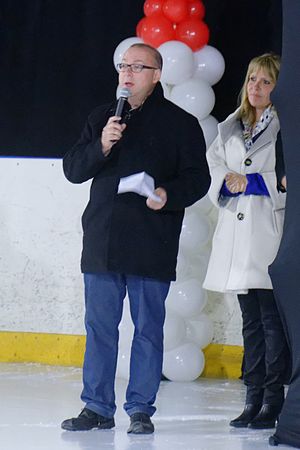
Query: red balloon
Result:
<box><xmin>136</xmin><ymin>17</ymin><xmax>147</xmax><ymax>37</ymax></box>
<box><xmin>176</xmin><ymin>19</ymin><xmax>209</xmax><ymax>51</ymax></box>
<box><xmin>144</xmin><ymin>0</ymin><xmax>165</xmax><ymax>17</ymax></box>
<box><xmin>188</xmin><ymin>0</ymin><xmax>205</xmax><ymax>19</ymax></box>
<box><xmin>140</xmin><ymin>14</ymin><xmax>176</xmax><ymax>48</ymax></box>
<box><xmin>162</xmin><ymin>0</ymin><xmax>189</xmax><ymax>24</ymax></box>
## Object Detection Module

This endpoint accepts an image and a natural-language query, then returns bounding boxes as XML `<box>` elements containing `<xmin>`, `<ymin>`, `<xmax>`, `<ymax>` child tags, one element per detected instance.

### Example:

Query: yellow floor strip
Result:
<box><xmin>0</xmin><ymin>331</ymin><xmax>243</xmax><ymax>379</ymax></box>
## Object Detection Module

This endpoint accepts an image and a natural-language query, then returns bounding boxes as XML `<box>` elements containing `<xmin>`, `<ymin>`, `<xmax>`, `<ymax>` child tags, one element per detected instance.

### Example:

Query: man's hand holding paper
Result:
<box><xmin>146</xmin><ymin>187</ymin><xmax>167</xmax><ymax>210</ymax></box>
<box><xmin>117</xmin><ymin>171</ymin><xmax>167</xmax><ymax>210</ymax></box>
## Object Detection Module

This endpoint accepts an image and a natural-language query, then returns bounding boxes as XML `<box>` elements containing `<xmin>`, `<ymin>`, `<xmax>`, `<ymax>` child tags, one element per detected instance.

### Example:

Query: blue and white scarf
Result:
<box><xmin>242</xmin><ymin>105</ymin><xmax>275</xmax><ymax>151</ymax></box>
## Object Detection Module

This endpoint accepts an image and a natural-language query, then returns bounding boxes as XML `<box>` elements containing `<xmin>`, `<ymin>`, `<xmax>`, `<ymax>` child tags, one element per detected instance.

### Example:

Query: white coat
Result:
<box><xmin>203</xmin><ymin>108</ymin><xmax>286</xmax><ymax>293</ymax></box>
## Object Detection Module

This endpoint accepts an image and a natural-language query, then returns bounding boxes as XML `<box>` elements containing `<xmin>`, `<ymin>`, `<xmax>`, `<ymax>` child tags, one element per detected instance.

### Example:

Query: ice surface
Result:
<box><xmin>0</xmin><ymin>363</ymin><xmax>277</xmax><ymax>450</ymax></box>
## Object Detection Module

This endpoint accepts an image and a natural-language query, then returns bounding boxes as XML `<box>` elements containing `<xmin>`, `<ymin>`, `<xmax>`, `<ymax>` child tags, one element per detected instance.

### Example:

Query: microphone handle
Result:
<box><xmin>115</xmin><ymin>96</ymin><xmax>127</xmax><ymax>117</ymax></box>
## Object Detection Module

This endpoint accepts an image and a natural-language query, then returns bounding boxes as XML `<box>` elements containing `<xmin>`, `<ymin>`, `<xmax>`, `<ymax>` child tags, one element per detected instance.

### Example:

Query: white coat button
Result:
<box><xmin>237</xmin><ymin>212</ymin><xmax>244</xmax><ymax>220</ymax></box>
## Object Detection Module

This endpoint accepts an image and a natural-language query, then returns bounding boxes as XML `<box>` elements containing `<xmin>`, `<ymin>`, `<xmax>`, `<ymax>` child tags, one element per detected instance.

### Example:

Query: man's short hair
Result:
<box><xmin>129</xmin><ymin>43</ymin><xmax>163</xmax><ymax>70</ymax></box>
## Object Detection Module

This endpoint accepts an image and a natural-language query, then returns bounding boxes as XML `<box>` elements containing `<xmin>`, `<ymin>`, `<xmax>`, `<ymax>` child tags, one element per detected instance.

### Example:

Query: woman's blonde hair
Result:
<box><xmin>238</xmin><ymin>53</ymin><xmax>281</xmax><ymax>126</ymax></box>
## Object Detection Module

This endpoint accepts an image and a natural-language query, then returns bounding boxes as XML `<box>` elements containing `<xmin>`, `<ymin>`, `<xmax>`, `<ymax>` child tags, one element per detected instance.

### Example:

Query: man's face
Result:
<box><xmin>119</xmin><ymin>46</ymin><xmax>161</xmax><ymax>107</ymax></box>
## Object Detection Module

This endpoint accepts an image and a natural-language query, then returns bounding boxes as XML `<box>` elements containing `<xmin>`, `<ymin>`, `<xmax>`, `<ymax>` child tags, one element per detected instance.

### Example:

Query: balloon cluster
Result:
<box><xmin>137</xmin><ymin>0</ymin><xmax>208</xmax><ymax>51</ymax></box>
<box><xmin>162</xmin><ymin>197</ymin><xmax>215</xmax><ymax>381</ymax></box>
<box><xmin>114</xmin><ymin>0</ymin><xmax>225</xmax><ymax>381</ymax></box>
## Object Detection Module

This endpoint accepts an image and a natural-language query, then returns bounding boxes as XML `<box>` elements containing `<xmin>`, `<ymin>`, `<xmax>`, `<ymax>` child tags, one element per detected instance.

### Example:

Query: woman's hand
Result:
<box><xmin>281</xmin><ymin>175</ymin><xmax>287</xmax><ymax>190</ymax></box>
<box><xmin>225</xmin><ymin>173</ymin><xmax>248</xmax><ymax>193</ymax></box>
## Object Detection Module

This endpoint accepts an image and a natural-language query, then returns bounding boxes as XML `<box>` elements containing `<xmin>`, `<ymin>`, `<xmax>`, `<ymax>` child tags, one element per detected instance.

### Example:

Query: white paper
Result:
<box><xmin>117</xmin><ymin>171</ymin><xmax>162</xmax><ymax>202</ymax></box>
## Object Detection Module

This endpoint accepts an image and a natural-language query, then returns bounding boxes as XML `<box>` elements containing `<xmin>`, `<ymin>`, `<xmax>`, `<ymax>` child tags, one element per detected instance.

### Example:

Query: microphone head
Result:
<box><xmin>118</xmin><ymin>87</ymin><xmax>132</xmax><ymax>99</ymax></box>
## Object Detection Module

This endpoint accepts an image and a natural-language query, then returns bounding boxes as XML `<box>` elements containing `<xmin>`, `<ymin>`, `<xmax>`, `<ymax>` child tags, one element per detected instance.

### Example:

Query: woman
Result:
<box><xmin>203</xmin><ymin>54</ymin><xmax>289</xmax><ymax>429</ymax></box>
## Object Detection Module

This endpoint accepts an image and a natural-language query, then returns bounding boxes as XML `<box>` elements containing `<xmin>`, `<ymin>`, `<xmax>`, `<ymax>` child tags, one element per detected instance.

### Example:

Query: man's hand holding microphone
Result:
<box><xmin>101</xmin><ymin>116</ymin><xmax>126</xmax><ymax>156</ymax></box>
<box><xmin>101</xmin><ymin>87</ymin><xmax>131</xmax><ymax>156</ymax></box>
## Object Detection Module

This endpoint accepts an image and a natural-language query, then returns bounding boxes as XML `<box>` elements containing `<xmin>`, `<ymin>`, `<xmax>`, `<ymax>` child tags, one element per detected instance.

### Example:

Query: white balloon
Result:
<box><xmin>189</xmin><ymin>251</ymin><xmax>211</xmax><ymax>283</ymax></box>
<box><xmin>161</xmin><ymin>82</ymin><xmax>173</xmax><ymax>100</ymax></box>
<box><xmin>180</xmin><ymin>211</ymin><xmax>211</xmax><ymax>254</ymax></box>
<box><xmin>116</xmin><ymin>345</ymin><xmax>131</xmax><ymax>380</ymax></box>
<box><xmin>185</xmin><ymin>312</ymin><xmax>214</xmax><ymax>348</ymax></box>
<box><xmin>176</xmin><ymin>251</ymin><xmax>192</xmax><ymax>281</ymax></box>
<box><xmin>193</xmin><ymin>45</ymin><xmax>225</xmax><ymax>86</ymax></box>
<box><xmin>166</xmin><ymin>278</ymin><xmax>207</xmax><ymax>318</ymax></box>
<box><xmin>164</xmin><ymin>310</ymin><xmax>186</xmax><ymax>351</ymax></box>
<box><xmin>199</xmin><ymin>115</ymin><xmax>219</xmax><ymax>149</ymax></box>
<box><xmin>170</xmin><ymin>77</ymin><xmax>215</xmax><ymax>121</ymax></box>
<box><xmin>158</xmin><ymin>40</ymin><xmax>194</xmax><ymax>86</ymax></box>
<box><xmin>118</xmin><ymin>296</ymin><xmax>133</xmax><ymax>350</ymax></box>
<box><xmin>113</xmin><ymin>37</ymin><xmax>143</xmax><ymax>70</ymax></box>
<box><xmin>163</xmin><ymin>343</ymin><xmax>205</xmax><ymax>381</ymax></box>
<box><xmin>116</xmin><ymin>297</ymin><xmax>133</xmax><ymax>379</ymax></box>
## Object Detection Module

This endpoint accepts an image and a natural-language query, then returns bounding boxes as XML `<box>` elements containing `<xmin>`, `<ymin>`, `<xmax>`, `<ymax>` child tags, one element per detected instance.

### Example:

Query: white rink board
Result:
<box><xmin>0</xmin><ymin>157</ymin><xmax>241</xmax><ymax>344</ymax></box>
<box><xmin>0</xmin><ymin>157</ymin><xmax>89</xmax><ymax>334</ymax></box>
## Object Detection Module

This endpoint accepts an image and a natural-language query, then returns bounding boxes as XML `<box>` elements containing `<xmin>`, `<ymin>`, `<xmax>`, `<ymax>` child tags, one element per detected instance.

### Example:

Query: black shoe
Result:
<box><xmin>61</xmin><ymin>407</ymin><xmax>115</xmax><ymax>431</ymax></box>
<box><xmin>230</xmin><ymin>404</ymin><xmax>261</xmax><ymax>428</ymax></box>
<box><xmin>269</xmin><ymin>430</ymin><xmax>300</xmax><ymax>448</ymax></box>
<box><xmin>269</xmin><ymin>434</ymin><xmax>280</xmax><ymax>446</ymax></box>
<box><xmin>248</xmin><ymin>404</ymin><xmax>281</xmax><ymax>429</ymax></box>
<box><xmin>127</xmin><ymin>413</ymin><xmax>154</xmax><ymax>434</ymax></box>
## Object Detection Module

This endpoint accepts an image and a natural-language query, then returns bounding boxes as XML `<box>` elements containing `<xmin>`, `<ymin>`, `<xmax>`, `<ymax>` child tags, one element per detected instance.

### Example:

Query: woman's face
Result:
<box><xmin>247</xmin><ymin>68</ymin><xmax>276</xmax><ymax>112</ymax></box>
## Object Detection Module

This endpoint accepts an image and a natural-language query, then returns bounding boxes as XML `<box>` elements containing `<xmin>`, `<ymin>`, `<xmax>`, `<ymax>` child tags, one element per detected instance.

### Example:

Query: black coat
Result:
<box><xmin>63</xmin><ymin>83</ymin><xmax>210</xmax><ymax>281</ymax></box>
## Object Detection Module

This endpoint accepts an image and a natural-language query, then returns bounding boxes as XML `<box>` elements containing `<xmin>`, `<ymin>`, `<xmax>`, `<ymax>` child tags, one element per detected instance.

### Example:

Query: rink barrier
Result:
<box><xmin>0</xmin><ymin>331</ymin><xmax>243</xmax><ymax>378</ymax></box>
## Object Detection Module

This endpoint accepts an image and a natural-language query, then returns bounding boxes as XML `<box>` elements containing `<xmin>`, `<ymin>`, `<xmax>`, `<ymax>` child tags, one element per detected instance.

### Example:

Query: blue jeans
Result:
<box><xmin>81</xmin><ymin>272</ymin><xmax>170</xmax><ymax>418</ymax></box>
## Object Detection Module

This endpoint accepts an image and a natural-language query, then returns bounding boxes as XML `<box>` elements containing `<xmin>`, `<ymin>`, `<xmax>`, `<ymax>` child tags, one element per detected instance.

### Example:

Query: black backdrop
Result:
<box><xmin>0</xmin><ymin>0</ymin><xmax>282</xmax><ymax>157</ymax></box>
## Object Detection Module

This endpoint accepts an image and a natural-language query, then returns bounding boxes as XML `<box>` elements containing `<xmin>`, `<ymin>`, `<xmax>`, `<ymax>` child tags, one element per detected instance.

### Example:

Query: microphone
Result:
<box><xmin>115</xmin><ymin>87</ymin><xmax>132</xmax><ymax>119</ymax></box>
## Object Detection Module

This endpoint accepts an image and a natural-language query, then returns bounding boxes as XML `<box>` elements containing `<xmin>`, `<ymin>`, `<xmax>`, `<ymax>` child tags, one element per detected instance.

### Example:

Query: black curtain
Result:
<box><xmin>0</xmin><ymin>0</ymin><xmax>282</xmax><ymax>157</ymax></box>
<box><xmin>206</xmin><ymin>0</ymin><xmax>282</xmax><ymax>120</ymax></box>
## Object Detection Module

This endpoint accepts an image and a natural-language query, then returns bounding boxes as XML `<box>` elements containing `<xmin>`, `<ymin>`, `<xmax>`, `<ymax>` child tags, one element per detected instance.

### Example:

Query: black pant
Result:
<box><xmin>238</xmin><ymin>289</ymin><xmax>289</xmax><ymax>406</ymax></box>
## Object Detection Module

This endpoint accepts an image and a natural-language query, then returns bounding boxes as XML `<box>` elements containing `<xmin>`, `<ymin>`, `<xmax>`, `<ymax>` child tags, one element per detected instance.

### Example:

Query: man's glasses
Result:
<box><xmin>116</xmin><ymin>63</ymin><xmax>159</xmax><ymax>73</ymax></box>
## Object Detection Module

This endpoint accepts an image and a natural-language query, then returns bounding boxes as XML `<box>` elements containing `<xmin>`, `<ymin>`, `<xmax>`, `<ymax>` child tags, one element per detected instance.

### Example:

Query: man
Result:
<box><xmin>61</xmin><ymin>43</ymin><xmax>209</xmax><ymax>434</ymax></box>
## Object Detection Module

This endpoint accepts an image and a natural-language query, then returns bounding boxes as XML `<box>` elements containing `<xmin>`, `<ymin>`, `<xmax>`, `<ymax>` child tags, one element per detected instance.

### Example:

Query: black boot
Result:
<box><xmin>230</xmin><ymin>404</ymin><xmax>262</xmax><ymax>428</ymax></box>
<box><xmin>269</xmin><ymin>429</ymin><xmax>300</xmax><ymax>448</ymax></box>
<box><xmin>61</xmin><ymin>407</ymin><xmax>115</xmax><ymax>431</ymax></box>
<box><xmin>248</xmin><ymin>404</ymin><xmax>282</xmax><ymax>429</ymax></box>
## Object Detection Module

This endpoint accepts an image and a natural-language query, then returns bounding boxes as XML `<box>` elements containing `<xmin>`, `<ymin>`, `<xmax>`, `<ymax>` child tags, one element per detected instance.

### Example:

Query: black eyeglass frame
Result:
<box><xmin>116</xmin><ymin>63</ymin><xmax>160</xmax><ymax>73</ymax></box>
